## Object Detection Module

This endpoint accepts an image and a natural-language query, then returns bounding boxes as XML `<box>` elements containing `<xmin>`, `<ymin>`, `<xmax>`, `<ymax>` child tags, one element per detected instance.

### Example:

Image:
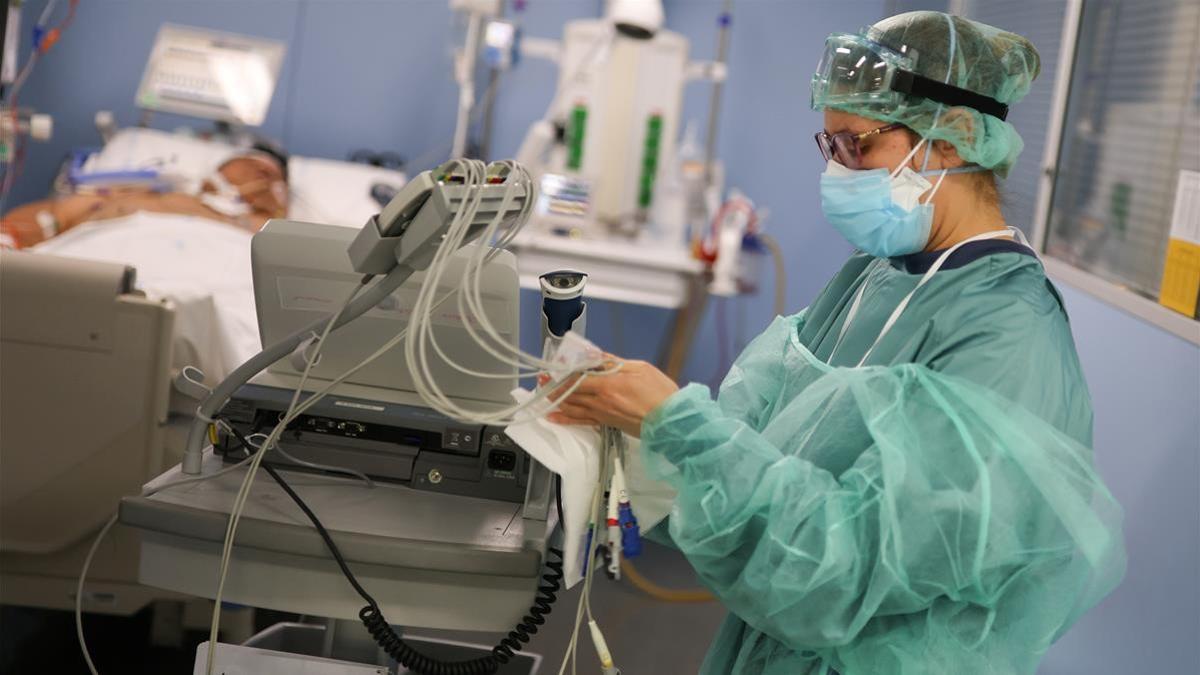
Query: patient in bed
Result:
<box><xmin>1</xmin><ymin>145</ymin><xmax>288</xmax><ymax>249</ymax></box>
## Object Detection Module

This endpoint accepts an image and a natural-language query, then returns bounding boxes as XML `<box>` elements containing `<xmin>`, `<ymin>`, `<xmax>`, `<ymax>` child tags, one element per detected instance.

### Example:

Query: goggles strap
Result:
<box><xmin>890</xmin><ymin>70</ymin><xmax>1009</xmax><ymax>121</ymax></box>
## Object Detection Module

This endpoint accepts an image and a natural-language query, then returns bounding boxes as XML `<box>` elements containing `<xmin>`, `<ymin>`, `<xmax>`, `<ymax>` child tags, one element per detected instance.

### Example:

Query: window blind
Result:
<box><xmin>1040</xmin><ymin>0</ymin><xmax>1200</xmax><ymax>299</ymax></box>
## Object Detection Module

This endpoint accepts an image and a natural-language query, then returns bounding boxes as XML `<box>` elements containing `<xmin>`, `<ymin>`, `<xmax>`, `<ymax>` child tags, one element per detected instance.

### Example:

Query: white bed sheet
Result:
<box><xmin>33</xmin><ymin>212</ymin><xmax>261</xmax><ymax>384</ymax></box>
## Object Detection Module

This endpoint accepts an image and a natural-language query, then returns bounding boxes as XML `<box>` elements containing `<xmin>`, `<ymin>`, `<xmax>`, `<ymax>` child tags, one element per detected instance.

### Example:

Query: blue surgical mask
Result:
<box><xmin>819</xmin><ymin>138</ymin><xmax>950</xmax><ymax>258</ymax></box>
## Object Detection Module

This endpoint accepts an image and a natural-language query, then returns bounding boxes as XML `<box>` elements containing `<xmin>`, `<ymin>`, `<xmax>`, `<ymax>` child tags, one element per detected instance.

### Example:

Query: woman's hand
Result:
<box><xmin>544</xmin><ymin>355</ymin><xmax>680</xmax><ymax>438</ymax></box>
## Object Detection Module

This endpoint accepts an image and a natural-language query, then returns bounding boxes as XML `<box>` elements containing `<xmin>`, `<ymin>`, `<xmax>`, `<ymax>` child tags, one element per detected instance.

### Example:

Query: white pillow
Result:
<box><xmin>287</xmin><ymin>155</ymin><xmax>406</xmax><ymax>228</ymax></box>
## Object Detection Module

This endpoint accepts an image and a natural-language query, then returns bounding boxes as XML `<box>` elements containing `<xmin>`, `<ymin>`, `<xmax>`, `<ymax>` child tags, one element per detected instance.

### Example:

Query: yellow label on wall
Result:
<box><xmin>1158</xmin><ymin>238</ymin><xmax>1200</xmax><ymax>317</ymax></box>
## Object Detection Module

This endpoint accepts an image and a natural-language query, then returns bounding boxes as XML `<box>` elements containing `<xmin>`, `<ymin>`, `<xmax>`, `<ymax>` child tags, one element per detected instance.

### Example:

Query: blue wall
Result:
<box><xmin>1038</xmin><ymin>285</ymin><xmax>1200</xmax><ymax>674</ymax></box>
<box><xmin>9</xmin><ymin>0</ymin><xmax>1200</xmax><ymax>671</ymax></box>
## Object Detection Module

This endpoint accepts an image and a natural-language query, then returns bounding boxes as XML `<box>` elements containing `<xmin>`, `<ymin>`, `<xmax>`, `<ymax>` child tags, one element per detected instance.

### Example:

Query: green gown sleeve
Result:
<box><xmin>639</xmin><ymin>318</ymin><xmax>1124</xmax><ymax>671</ymax></box>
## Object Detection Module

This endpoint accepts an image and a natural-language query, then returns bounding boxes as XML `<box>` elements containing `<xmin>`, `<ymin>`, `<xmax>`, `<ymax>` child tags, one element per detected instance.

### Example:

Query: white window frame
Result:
<box><xmin>1031</xmin><ymin>0</ymin><xmax>1200</xmax><ymax>345</ymax></box>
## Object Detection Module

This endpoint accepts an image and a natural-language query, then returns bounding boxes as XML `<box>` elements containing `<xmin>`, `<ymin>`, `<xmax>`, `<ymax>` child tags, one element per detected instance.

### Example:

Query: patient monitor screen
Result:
<box><xmin>136</xmin><ymin>24</ymin><xmax>286</xmax><ymax>126</ymax></box>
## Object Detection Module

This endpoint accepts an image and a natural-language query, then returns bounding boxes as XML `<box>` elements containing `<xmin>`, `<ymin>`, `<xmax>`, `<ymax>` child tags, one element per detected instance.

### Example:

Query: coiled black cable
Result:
<box><xmin>224</xmin><ymin>424</ymin><xmax>564</xmax><ymax>675</ymax></box>
<box><xmin>358</xmin><ymin>603</ymin><xmax>498</xmax><ymax>675</ymax></box>
<box><xmin>357</xmin><ymin>545</ymin><xmax>563</xmax><ymax>674</ymax></box>
<box><xmin>491</xmin><ymin>545</ymin><xmax>564</xmax><ymax>663</ymax></box>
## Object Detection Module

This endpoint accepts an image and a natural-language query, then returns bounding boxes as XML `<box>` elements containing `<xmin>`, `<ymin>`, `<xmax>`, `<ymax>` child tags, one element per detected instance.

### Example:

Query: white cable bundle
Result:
<box><xmin>190</xmin><ymin>158</ymin><xmax>609</xmax><ymax>675</ymax></box>
<box><xmin>403</xmin><ymin>158</ymin><xmax>607</xmax><ymax>425</ymax></box>
<box><xmin>557</xmin><ymin>426</ymin><xmax>622</xmax><ymax>675</ymax></box>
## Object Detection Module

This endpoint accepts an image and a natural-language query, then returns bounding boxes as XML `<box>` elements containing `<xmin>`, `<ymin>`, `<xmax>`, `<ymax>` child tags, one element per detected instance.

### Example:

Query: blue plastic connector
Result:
<box><xmin>32</xmin><ymin>26</ymin><xmax>46</xmax><ymax>51</ymax></box>
<box><xmin>618</xmin><ymin>503</ymin><xmax>641</xmax><ymax>558</ymax></box>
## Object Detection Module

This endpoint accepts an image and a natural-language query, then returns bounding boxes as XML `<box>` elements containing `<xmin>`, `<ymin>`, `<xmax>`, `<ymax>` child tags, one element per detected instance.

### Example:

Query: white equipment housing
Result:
<box><xmin>118</xmin><ymin>221</ymin><xmax>554</xmax><ymax>631</ymax></box>
<box><xmin>254</xmin><ymin>222</ymin><xmax>519</xmax><ymax>405</ymax></box>
<box><xmin>0</xmin><ymin>251</ymin><xmax>176</xmax><ymax>615</ymax></box>
<box><xmin>536</xmin><ymin>20</ymin><xmax>688</xmax><ymax>234</ymax></box>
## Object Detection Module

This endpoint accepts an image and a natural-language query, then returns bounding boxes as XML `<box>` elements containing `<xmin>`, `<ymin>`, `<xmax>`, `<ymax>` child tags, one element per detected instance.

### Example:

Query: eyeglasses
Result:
<box><xmin>814</xmin><ymin>123</ymin><xmax>905</xmax><ymax>170</ymax></box>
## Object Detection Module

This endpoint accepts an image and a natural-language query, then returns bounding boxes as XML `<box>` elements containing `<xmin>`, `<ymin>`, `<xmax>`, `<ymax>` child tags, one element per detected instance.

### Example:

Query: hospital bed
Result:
<box><xmin>0</xmin><ymin>127</ymin><xmax>407</xmax><ymax>617</ymax></box>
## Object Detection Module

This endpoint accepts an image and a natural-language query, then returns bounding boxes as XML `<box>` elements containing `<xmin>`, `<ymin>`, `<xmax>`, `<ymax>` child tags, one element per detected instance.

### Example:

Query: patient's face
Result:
<box><xmin>218</xmin><ymin>155</ymin><xmax>288</xmax><ymax>218</ymax></box>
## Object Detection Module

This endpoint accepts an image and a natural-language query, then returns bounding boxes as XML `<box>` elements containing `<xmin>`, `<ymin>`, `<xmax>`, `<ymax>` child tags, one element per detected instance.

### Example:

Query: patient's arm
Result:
<box><xmin>2</xmin><ymin>192</ymin><xmax>242</xmax><ymax>247</ymax></box>
<box><xmin>3</xmin><ymin>194</ymin><xmax>109</xmax><ymax>247</ymax></box>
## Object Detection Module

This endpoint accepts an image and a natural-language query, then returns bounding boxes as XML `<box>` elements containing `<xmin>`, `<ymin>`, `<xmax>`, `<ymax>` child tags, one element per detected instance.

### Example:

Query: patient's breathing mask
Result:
<box><xmin>197</xmin><ymin>153</ymin><xmax>289</xmax><ymax>218</ymax></box>
<box><xmin>198</xmin><ymin>170</ymin><xmax>253</xmax><ymax>217</ymax></box>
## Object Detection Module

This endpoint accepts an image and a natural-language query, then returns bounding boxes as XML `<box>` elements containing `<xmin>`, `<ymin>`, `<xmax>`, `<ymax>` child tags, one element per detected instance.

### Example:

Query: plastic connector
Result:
<box><xmin>173</xmin><ymin>366</ymin><xmax>210</xmax><ymax>398</ymax></box>
<box><xmin>39</xmin><ymin>28</ymin><xmax>60</xmax><ymax>53</ymax></box>
<box><xmin>588</xmin><ymin>620</ymin><xmax>615</xmax><ymax>670</ymax></box>
<box><xmin>605</xmin><ymin>470</ymin><xmax>621</xmax><ymax>577</ymax></box>
<box><xmin>289</xmin><ymin>334</ymin><xmax>324</xmax><ymax>371</ymax></box>
<box><xmin>606</xmin><ymin>523</ymin><xmax>621</xmax><ymax>579</ymax></box>
<box><xmin>618</xmin><ymin>503</ymin><xmax>642</xmax><ymax>558</ymax></box>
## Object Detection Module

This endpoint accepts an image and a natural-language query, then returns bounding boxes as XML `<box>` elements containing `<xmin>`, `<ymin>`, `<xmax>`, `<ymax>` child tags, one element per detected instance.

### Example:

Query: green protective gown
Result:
<box><xmin>640</xmin><ymin>248</ymin><xmax>1125</xmax><ymax>675</ymax></box>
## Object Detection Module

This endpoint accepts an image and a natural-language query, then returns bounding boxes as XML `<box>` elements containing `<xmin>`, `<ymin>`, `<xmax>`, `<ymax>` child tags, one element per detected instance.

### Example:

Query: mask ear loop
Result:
<box><xmin>204</xmin><ymin>171</ymin><xmax>244</xmax><ymax>201</ymax></box>
<box><xmin>890</xmin><ymin>136</ymin><xmax>928</xmax><ymax>179</ymax></box>
<box><xmin>921</xmin><ymin>169</ymin><xmax>948</xmax><ymax>205</ymax></box>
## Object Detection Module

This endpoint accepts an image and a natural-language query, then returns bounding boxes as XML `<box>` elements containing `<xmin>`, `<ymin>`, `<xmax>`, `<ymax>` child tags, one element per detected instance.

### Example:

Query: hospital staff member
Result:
<box><xmin>548</xmin><ymin>12</ymin><xmax>1125</xmax><ymax>675</ymax></box>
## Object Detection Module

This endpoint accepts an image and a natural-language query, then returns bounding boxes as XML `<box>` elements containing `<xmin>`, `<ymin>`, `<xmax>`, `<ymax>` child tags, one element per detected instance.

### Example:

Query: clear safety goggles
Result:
<box><xmin>811</xmin><ymin>32</ymin><xmax>1009</xmax><ymax>121</ymax></box>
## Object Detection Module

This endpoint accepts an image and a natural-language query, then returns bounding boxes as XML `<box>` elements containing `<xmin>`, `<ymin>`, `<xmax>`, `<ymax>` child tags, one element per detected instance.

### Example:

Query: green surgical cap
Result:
<box><xmin>823</xmin><ymin>11</ymin><xmax>1041</xmax><ymax>178</ymax></box>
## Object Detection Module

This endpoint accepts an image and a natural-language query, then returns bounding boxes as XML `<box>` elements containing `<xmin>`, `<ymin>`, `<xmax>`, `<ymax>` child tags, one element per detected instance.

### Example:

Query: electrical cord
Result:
<box><xmin>221</xmin><ymin>425</ymin><xmax>566</xmax><ymax>675</ymax></box>
<box><xmin>403</xmin><ymin>160</ymin><xmax>612</xmax><ymax>425</ymax></box>
<box><xmin>76</xmin><ymin>515</ymin><xmax>118</xmax><ymax>675</ymax></box>
<box><xmin>409</xmin><ymin>161</ymin><xmax>537</xmax><ymax>389</ymax></box>
<box><xmin>75</xmin><ymin>452</ymin><xmax>261</xmax><ymax>675</ymax></box>
<box><xmin>202</xmin><ymin>269</ymin><xmax>587</xmax><ymax>664</ymax></box>
<box><xmin>239</xmin><ymin>430</ymin><xmax>375</xmax><ymax>488</ymax></box>
<box><xmin>201</xmin><ymin>160</ymin><xmax>589</xmax><ymax>672</ymax></box>
<box><xmin>487</xmin><ymin>475</ymin><xmax>566</xmax><ymax>665</ymax></box>
<box><xmin>553</xmin><ymin>426</ymin><xmax>625</xmax><ymax>675</ymax></box>
<box><xmin>206</xmin><ymin>278</ymin><xmax>369</xmax><ymax>673</ymax></box>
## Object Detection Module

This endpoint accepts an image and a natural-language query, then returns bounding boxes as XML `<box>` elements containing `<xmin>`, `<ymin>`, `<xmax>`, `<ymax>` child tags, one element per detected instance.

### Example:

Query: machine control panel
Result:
<box><xmin>216</xmin><ymin>385</ymin><xmax>536</xmax><ymax>504</ymax></box>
